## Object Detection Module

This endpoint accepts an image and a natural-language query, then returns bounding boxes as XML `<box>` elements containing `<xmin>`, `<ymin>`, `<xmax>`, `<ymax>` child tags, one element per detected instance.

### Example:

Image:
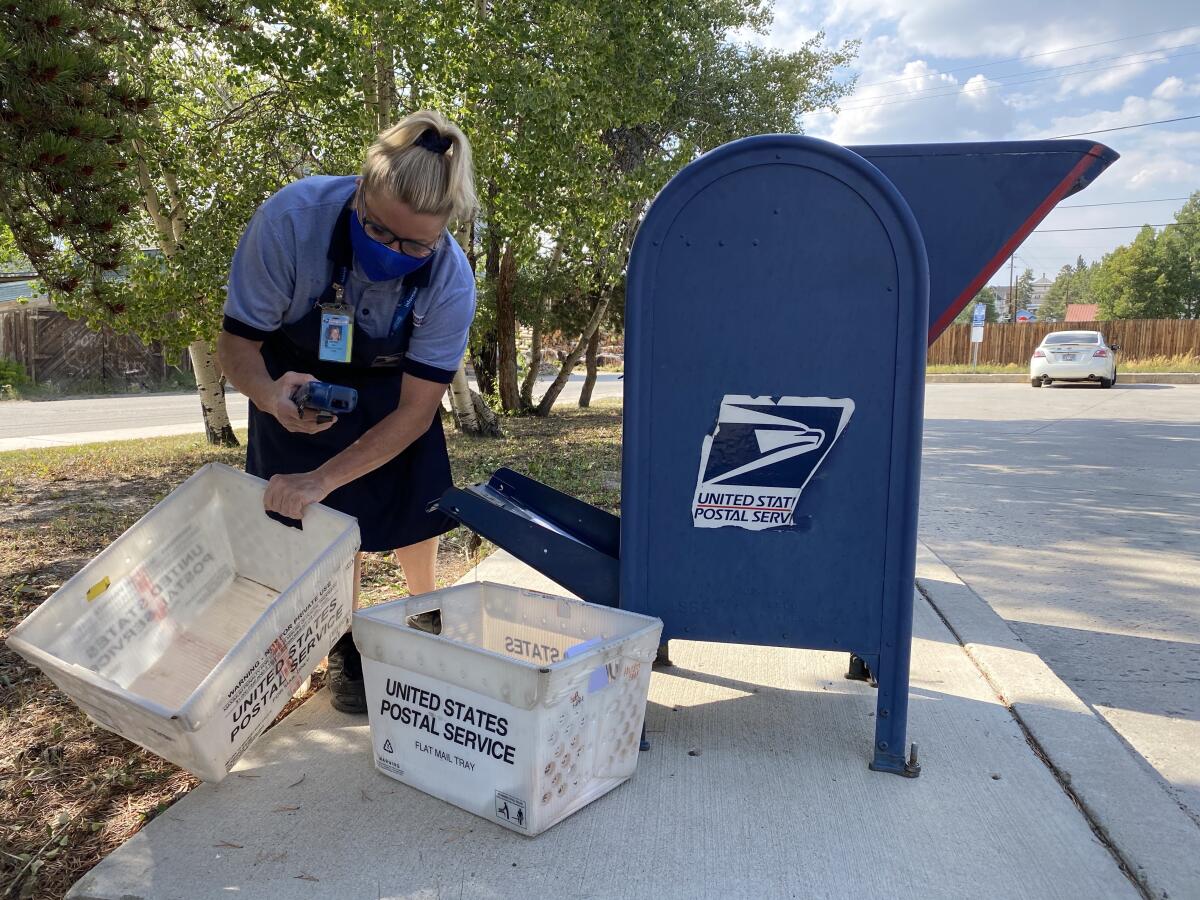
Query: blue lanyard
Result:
<box><xmin>389</xmin><ymin>284</ymin><xmax>419</xmax><ymax>336</ymax></box>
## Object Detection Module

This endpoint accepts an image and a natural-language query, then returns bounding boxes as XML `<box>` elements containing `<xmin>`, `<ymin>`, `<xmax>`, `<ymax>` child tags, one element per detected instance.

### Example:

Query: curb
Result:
<box><xmin>925</xmin><ymin>373</ymin><xmax>1200</xmax><ymax>384</ymax></box>
<box><xmin>915</xmin><ymin>542</ymin><xmax>1200</xmax><ymax>900</ymax></box>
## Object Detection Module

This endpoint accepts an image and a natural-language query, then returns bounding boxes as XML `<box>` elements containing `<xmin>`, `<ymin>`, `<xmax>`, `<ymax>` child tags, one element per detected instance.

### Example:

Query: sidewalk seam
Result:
<box><xmin>915</xmin><ymin>580</ymin><xmax>1151</xmax><ymax>900</ymax></box>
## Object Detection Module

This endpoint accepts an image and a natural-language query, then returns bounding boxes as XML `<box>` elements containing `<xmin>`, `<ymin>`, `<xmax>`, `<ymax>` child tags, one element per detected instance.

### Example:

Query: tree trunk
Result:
<box><xmin>520</xmin><ymin>303</ymin><xmax>543</xmax><ymax>410</ymax></box>
<box><xmin>445</xmin><ymin>220</ymin><xmax>498</xmax><ymax>435</ymax></box>
<box><xmin>535</xmin><ymin>208</ymin><xmax>640</xmax><ymax>417</ymax></box>
<box><xmin>470</xmin><ymin>333</ymin><xmax>498</xmax><ymax>397</ymax></box>
<box><xmin>495</xmin><ymin>240</ymin><xmax>521</xmax><ymax>412</ymax></box>
<box><xmin>579</xmin><ymin>325</ymin><xmax>600</xmax><ymax>408</ymax></box>
<box><xmin>534</xmin><ymin>294</ymin><xmax>609</xmax><ymax>417</ymax></box>
<box><xmin>448</xmin><ymin>358</ymin><xmax>479</xmax><ymax>432</ymax></box>
<box><xmin>135</xmin><ymin>146</ymin><xmax>238</xmax><ymax>447</ymax></box>
<box><xmin>447</xmin><ymin>358</ymin><xmax>502</xmax><ymax>437</ymax></box>
<box><xmin>188</xmin><ymin>339</ymin><xmax>238</xmax><ymax>447</ymax></box>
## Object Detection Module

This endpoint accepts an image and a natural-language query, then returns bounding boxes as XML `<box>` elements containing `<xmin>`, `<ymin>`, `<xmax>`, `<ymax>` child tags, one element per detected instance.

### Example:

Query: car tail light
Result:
<box><xmin>1093</xmin><ymin>349</ymin><xmax>1108</xmax><ymax>357</ymax></box>
<box><xmin>1032</xmin><ymin>349</ymin><xmax>1046</xmax><ymax>358</ymax></box>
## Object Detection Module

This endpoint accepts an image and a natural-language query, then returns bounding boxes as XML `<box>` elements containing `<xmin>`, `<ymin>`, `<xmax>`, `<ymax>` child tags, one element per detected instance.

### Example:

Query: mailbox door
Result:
<box><xmin>621</xmin><ymin>135</ymin><xmax>928</xmax><ymax>663</ymax></box>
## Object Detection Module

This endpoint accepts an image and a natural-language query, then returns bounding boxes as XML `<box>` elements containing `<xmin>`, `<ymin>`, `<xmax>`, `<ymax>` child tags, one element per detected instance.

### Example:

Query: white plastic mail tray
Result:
<box><xmin>354</xmin><ymin>582</ymin><xmax>662</xmax><ymax>835</ymax></box>
<box><xmin>6</xmin><ymin>463</ymin><xmax>360</xmax><ymax>781</ymax></box>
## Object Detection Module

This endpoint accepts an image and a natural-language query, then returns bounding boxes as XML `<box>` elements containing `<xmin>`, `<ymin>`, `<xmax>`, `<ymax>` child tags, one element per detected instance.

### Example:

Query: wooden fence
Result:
<box><xmin>0</xmin><ymin>305</ymin><xmax>183</xmax><ymax>386</ymax></box>
<box><xmin>928</xmin><ymin>319</ymin><xmax>1200</xmax><ymax>366</ymax></box>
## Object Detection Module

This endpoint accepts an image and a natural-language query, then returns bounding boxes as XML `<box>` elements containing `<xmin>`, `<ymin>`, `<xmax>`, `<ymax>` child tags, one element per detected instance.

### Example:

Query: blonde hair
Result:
<box><xmin>361</xmin><ymin>110</ymin><xmax>477</xmax><ymax>223</ymax></box>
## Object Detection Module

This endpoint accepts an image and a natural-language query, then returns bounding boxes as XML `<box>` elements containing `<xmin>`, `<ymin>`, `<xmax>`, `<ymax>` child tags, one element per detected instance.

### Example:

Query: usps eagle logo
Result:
<box><xmin>692</xmin><ymin>395</ymin><xmax>854</xmax><ymax>530</ymax></box>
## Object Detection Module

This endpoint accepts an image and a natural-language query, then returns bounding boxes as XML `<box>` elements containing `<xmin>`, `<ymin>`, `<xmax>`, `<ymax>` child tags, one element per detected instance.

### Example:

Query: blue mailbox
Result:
<box><xmin>439</xmin><ymin>136</ymin><xmax>1116</xmax><ymax>775</ymax></box>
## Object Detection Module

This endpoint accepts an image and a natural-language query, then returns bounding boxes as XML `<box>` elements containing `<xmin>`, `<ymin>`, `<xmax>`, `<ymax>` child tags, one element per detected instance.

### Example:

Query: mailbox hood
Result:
<box><xmin>849</xmin><ymin>140</ymin><xmax>1118</xmax><ymax>342</ymax></box>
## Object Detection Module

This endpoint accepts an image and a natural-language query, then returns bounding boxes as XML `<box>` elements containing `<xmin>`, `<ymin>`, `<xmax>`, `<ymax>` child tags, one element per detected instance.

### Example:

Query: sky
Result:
<box><xmin>746</xmin><ymin>1</ymin><xmax>1200</xmax><ymax>283</ymax></box>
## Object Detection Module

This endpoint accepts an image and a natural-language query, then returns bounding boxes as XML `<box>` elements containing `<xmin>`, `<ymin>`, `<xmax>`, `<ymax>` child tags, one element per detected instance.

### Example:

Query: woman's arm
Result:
<box><xmin>217</xmin><ymin>330</ymin><xmax>335</xmax><ymax>435</ymax></box>
<box><xmin>262</xmin><ymin>372</ymin><xmax>446</xmax><ymax>518</ymax></box>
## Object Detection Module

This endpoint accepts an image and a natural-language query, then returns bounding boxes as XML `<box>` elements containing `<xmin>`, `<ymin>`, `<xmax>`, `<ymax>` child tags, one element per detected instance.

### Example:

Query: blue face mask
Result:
<box><xmin>349</xmin><ymin>210</ymin><xmax>434</xmax><ymax>282</ymax></box>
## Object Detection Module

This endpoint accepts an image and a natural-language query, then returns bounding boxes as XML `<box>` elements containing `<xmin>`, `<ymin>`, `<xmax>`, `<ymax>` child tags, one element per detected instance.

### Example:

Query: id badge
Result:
<box><xmin>318</xmin><ymin>305</ymin><xmax>353</xmax><ymax>363</ymax></box>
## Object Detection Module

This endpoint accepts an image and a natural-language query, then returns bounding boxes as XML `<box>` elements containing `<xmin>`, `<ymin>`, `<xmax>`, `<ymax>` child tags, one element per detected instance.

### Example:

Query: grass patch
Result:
<box><xmin>0</xmin><ymin>401</ymin><xmax>622</xmax><ymax>898</ymax></box>
<box><xmin>926</xmin><ymin>362</ymin><xmax>1025</xmax><ymax>374</ymax></box>
<box><xmin>1115</xmin><ymin>354</ymin><xmax>1200</xmax><ymax>373</ymax></box>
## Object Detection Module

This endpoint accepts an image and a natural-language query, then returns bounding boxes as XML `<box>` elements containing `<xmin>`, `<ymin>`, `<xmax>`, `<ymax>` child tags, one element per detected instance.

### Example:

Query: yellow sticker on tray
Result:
<box><xmin>86</xmin><ymin>576</ymin><xmax>110</xmax><ymax>601</ymax></box>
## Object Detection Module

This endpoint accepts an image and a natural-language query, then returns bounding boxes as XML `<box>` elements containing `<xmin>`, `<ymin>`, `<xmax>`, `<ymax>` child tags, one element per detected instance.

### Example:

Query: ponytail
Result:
<box><xmin>361</xmin><ymin>109</ymin><xmax>477</xmax><ymax>223</ymax></box>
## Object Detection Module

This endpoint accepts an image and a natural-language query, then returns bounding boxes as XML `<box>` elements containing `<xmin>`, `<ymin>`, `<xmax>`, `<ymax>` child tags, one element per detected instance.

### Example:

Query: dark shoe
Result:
<box><xmin>406</xmin><ymin>609</ymin><xmax>441</xmax><ymax>635</ymax></box>
<box><xmin>653</xmin><ymin>640</ymin><xmax>673</xmax><ymax>668</ymax></box>
<box><xmin>326</xmin><ymin>633</ymin><xmax>367</xmax><ymax>714</ymax></box>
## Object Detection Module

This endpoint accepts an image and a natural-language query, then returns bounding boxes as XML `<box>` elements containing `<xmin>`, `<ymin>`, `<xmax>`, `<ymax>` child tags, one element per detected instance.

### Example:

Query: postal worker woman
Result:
<box><xmin>218</xmin><ymin>110</ymin><xmax>476</xmax><ymax>713</ymax></box>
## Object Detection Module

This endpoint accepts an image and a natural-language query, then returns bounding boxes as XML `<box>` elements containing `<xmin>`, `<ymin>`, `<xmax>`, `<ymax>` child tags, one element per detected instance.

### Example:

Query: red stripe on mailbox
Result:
<box><xmin>929</xmin><ymin>143</ymin><xmax>1108</xmax><ymax>343</ymax></box>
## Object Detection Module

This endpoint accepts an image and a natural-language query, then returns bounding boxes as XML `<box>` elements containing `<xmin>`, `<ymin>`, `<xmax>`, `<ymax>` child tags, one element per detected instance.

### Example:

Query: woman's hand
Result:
<box><xmin>269</xmin><ymin>371</ymin><xmax>338</xmax><ymax>434</ymax></box>
<box><xmin>264</xmin><ymin>471</ymin><xmax>332</xmax><ymax>520</ymax></box>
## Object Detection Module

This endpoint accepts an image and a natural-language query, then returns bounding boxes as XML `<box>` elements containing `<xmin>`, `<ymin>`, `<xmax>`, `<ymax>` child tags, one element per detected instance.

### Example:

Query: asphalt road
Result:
<box><xmin>919</xmin><ymin>382</ymin><xmax>1200</xmax><ymax>825</ymax></box>
<box><xmin>0</xmin><ymin>373</ymin><xmax>624</xmax><ymax>450</ymax></box>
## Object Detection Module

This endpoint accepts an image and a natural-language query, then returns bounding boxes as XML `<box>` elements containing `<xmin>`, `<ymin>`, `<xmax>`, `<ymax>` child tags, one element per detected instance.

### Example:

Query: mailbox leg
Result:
<box><xmin>868</xmin><ymin>587</ymin><xmax>921</xmax><ymax>777</ymax></box>
<box><xmin>869</xmin><ymin>672</ymin><xmax>920</xmax><ymax>777</ymax></box>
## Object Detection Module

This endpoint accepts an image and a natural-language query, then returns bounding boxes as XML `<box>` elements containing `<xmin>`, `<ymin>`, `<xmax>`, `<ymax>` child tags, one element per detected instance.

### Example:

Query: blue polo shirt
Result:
<box><xmin>223</xmin><ymin>175</ymin><xmax>475</xmax><ymax>384</ymax></box>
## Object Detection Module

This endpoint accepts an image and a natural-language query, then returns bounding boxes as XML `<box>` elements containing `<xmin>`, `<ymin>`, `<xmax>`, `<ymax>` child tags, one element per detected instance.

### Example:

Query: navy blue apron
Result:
<box><xmin>246</xmin><ymin>207</ymin><xmax>456</xmax><ymax>552</ymax></box>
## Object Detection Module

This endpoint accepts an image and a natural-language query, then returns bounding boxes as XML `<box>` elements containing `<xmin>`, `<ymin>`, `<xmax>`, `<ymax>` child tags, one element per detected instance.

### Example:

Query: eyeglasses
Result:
<box><xmin>355</xmin><ymin>191</ymin><xmax>441</xmax><ymax>259</ymax></box>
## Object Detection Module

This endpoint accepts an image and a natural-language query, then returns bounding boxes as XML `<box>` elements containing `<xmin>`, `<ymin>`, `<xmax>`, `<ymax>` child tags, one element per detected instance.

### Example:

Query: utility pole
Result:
<box><xmin>1008</xmin><ymin>255</ymin><xmax>1016</xmax><ymax>322</ymax></box>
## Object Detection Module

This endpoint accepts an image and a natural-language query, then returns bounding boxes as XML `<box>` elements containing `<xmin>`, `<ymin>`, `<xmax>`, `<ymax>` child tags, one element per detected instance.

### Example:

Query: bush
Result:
<box><xmin>0</xmin><ymin>356</ymin><xmax>30</xmax><ymax>387</ymax></box>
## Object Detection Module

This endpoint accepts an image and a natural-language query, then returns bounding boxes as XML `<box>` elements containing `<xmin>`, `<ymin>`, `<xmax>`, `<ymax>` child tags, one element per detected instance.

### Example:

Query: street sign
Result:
<box><xmin>971</xmin><ymin>302</ymin><xmax>986</xmax><ymax>326</ymax></box>
<box><xmin>970</xmin><ymin>325</ymin><xmax>984</xmax><ymax>344</ymax></box>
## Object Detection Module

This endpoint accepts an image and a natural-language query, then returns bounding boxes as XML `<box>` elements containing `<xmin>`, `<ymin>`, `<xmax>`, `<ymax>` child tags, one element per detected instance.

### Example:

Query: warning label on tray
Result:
<box><xmin>692</xmin><ymin>395</ymin><xmax>854</xmax><ymax>531</ymax></box>
<box><xmin>222</xmin><ymin>577</ymin><xmax>348</xmax><ymax>764</ymax></box>
<box><xmin>495</xmin><ymin>791</ymin><xmax>527</xmax><ymax>830</ymax></box>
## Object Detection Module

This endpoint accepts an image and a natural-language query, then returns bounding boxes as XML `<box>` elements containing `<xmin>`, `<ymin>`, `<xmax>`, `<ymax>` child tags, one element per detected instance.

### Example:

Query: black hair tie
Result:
<box><xmin>414</xmin><ymin>127</ymin><xmax>452</xmax><ymax>155</ymax></box>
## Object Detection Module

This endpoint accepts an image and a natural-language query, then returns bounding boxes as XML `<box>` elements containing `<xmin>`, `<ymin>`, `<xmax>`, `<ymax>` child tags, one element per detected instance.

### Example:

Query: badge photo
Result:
<box><xmin>319</xmin><ymin>310</ymin><xmax>353</xmax><ymax>363</ymax></box>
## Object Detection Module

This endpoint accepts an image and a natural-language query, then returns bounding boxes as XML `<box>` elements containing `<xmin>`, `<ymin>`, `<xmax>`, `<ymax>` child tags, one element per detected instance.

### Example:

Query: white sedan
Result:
<box><xmin>1030</xmin><ymin>331</ymin><xmax>1119</xmax><ymax>388</ymax></box>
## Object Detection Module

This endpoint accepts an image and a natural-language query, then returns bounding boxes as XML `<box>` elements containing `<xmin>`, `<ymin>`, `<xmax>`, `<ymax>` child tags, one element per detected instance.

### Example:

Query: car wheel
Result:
<box><xmin>1099</xmin><ymin>375</ymin><xmax>1113</xmax><ymax>389</ymax></box>
<box><xmin>1031</xmin><ymin>377</ymin><xmax>1042</xmax><ymax>388</ymax></box>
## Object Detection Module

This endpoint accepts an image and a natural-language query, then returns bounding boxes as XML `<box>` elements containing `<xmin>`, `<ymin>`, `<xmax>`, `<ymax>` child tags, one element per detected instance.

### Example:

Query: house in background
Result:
<box><xmin>988</xmin><ymin>273</ymin><xmax>1053</xmax><ymax>321</ymax></box>
<box><xmin>0</xmin><ymin>274</ymin><xmax>43</xmax><ymax>308</ymax></box>
<box><xmin>1064</xmin><ymin>303</ymin><xmax>1100</xmax><ymax>322</ymax></box>
<box><xmin>990</xmin><ymin>285</ymin><xmax>1012</xmax><ymax>322</ymax></box>
<box><xmin>1028</xmin><ymin>273</ymin><xmax>1053</xmax><ymax>318</ymax></box>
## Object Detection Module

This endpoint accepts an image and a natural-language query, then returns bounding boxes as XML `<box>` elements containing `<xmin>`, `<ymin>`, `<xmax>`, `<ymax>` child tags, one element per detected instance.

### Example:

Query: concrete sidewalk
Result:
<box><xmin>68</xmin><ymin>550</ymin><xmax>1198</xmax><ymax>900</ymax></box>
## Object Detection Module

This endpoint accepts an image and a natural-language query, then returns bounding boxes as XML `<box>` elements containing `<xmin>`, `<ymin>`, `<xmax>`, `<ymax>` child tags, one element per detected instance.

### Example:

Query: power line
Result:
<box><xmin>843</xmin><ymin>39</ymin><xmax>1200</xmax><ymax>106</ymax></box>
<box><xmin>838</xmin><ymin>49</ymin><xmax>1200</xmax><ymax>111</ymax></box>
<box><xmin>1034</xmin><ymin>221</ymin><xmax>1200</xmax><ymax>232</ymax></box>
<box><xmin>857</xmin><ymin>26</ymin><xmax>1199</xmax><ymax>88</ymax></box>
<box><xmin>1057</xmin><ymin>196</ymin><xmax>1192</xmax><ymax>208</ymax></box>
<box><xmin>1045</xmin><ymin>114</ymin><xmax>1200</xmax><ymax>138</ymax></box>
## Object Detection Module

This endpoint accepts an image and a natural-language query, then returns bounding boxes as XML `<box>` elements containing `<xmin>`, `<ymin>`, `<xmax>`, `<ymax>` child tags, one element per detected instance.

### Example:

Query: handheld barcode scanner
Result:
<box><xmin>294</xmin><ymin>381</ymin><xmax>358</xmax><ymax>424</ymax></box>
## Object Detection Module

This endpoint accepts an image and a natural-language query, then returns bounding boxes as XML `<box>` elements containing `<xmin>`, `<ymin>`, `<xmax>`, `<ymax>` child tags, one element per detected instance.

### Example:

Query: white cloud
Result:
<box><xmin>763</xmin><ymin>1</ymin><xmax>1200</xmax><ymax>272</ymax></box>
<box><xmin>1056</xmin><ymin>61</ymin><xmax>1155</xmax><ymax>98</ymax></box>
<box><xmin>961</xmin><ymin>74</ymin><xmax>1001</xmax><ymax>107</ymax></box>
<box><xmin>1152</xmin><ymin>75</ymin><xmax>1200</xmax><ymax>99</ymax></box>
<box><xmin>813</xmin><ymin>60</ymin><xmax>1015</xmax><ymax>143</ymax></box>
<box><xmin>1015</xmin><ymin>94</ymin><xmax>1178</xmax><ymax>140</ymax></box>
<box><xmin>1126</xmin><ymin>156</ymin><xmax>1200</xmax><ymax>188</ymax></box>
<box><xmin>816</xmin><ymin>0</ymin><xmax>1199</xmax><ymax>60</ymax></box>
